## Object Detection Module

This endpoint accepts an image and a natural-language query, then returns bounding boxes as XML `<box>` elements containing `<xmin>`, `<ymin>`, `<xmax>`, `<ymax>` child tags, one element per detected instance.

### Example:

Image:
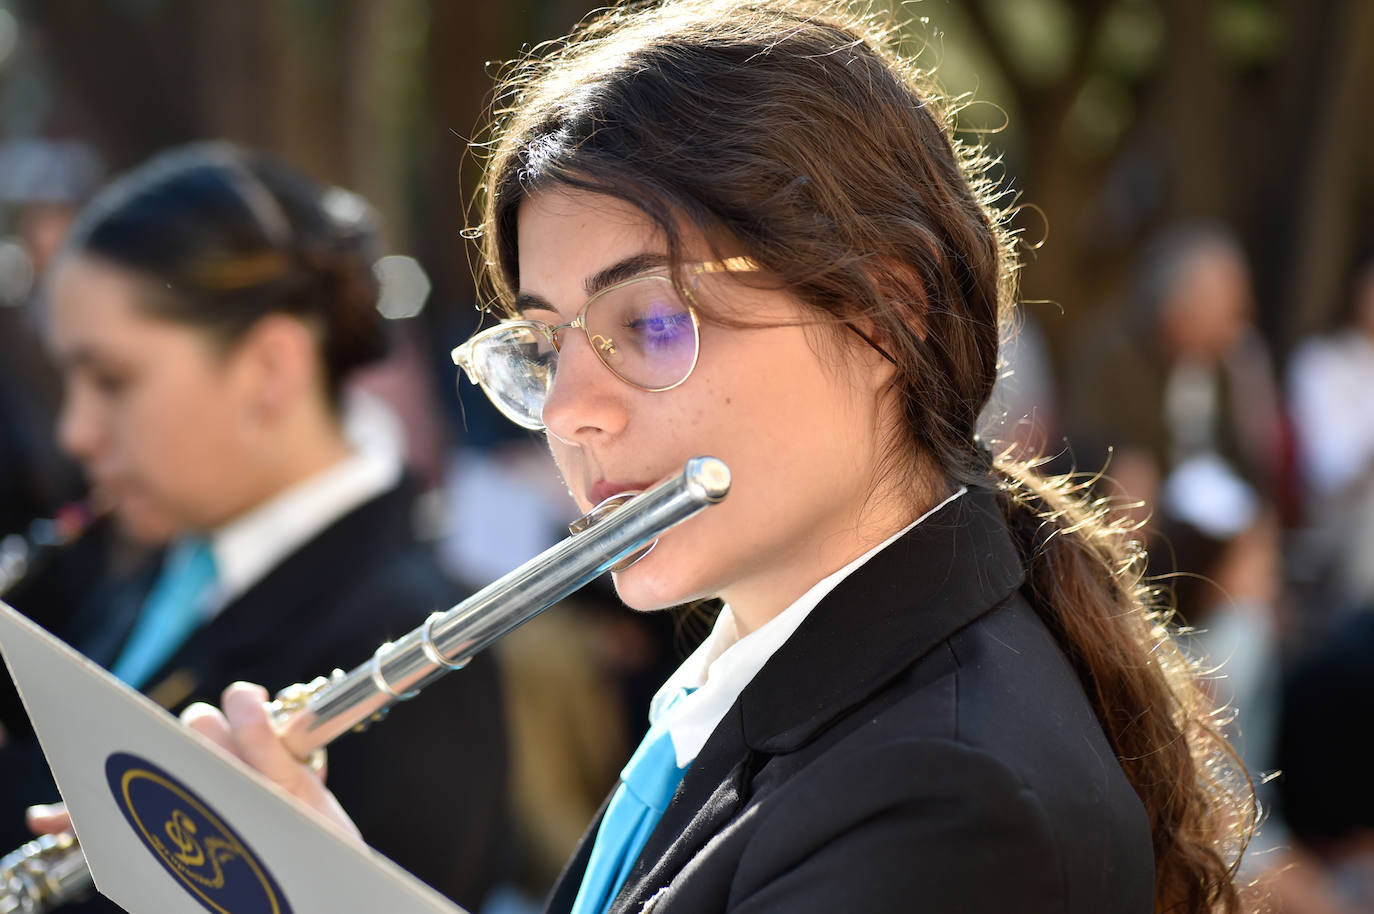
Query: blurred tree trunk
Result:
<box><xmin>416</xmin><ymin>0</ymin><xmax>597</xmax><ymax>321</ymax></box>
<box><xmin>193</xmin><ymin>0</ymin><xmax>285</xmax><ymax>156</ymax></box>
<box><xmin>1279</xmin><ymin>0</ymin><xmax>1374</xmax><ymax>345</ymax></box>
<box><xmin>416</xmin><ymin>0</ymin><xmax>518</xmax><ymax>327</ymax></box>
<box><xmin>960</xmin><ymin>0</ymin><xmax>1122</xmax><ymax>360</ymax></box>
<box><xmin>23</xmin><ymin>0</ymin><xmax>380</xmax><ymax>188</ymax></box>
<box><xmin>1149</xmin><ymin>0</ymin><xmax>1230</xmax><ymax>219</ymax></box>
<box><xmin>23</xmin><ymin>0</ymin><xmax>202</xmax><ymax>170</ymax></box>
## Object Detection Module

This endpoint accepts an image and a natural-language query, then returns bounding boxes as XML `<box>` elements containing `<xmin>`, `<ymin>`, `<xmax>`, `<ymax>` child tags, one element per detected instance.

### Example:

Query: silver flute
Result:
<box><xmin>0</xmin><ymin>505</ymin><xmax>102</xmax><ymax>599</ymax></box>
<box><xmin>0</xmin><ymin>456</ymin><xmax>731</xmax><ymax>913</ymax></box>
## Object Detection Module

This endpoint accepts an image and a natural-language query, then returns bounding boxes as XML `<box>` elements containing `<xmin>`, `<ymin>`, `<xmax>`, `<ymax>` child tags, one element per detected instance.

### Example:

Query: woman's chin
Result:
<box><xmin>609</xmin><ymin>573</ymin><xmax>674</xmax><ymax>612</ymax></box>
<box><xmin>113</xmin><ymin>504</ymin><xmax>182</xmax><ymax>546</ymax></box>
<box><xmin>610</xmin><ymin>559</ymin><xmax>705</xmax><ymax>613</ymax></box>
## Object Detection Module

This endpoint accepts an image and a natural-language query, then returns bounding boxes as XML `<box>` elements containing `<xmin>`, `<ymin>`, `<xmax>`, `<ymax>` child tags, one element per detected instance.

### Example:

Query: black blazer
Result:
<box><xmin>545</xmin><ymin>487</ymin><xmax>1154</xmax><ymax>914</ymax></box>
<box><xmin>2</xmin><ymin>480</ymin><xmax>509</xmax><ymax>913</ymax></box>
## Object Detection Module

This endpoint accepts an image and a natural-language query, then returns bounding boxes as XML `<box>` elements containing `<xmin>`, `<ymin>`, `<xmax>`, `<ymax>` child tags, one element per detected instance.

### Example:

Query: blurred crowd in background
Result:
<box><xmin>0</xmin><ymin>1</ymin><xmax>1370</xmax><ymax>913</ymax></box>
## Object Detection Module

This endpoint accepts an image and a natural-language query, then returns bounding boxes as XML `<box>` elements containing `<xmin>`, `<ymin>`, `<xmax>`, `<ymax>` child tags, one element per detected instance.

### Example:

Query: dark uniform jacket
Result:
<box><xmin>1</xmin><ymin>480</ymin><xmax>509</xmax><ymax>913</ymax></box>
<box><xmin>545</xmin><ymin>487</ymin><xmax>1154</xmax><ymax>914</ymax></box>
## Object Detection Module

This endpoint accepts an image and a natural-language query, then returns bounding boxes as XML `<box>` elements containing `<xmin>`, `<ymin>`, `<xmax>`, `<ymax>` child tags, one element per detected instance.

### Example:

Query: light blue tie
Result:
<box><xmin>110</xmin><ymin>538</ymin><xmax>217</xmax><ymax>689</ymax></box>
<box><xmin>571</xmin><ymin>689</ymin><xmax>694</xmax><ymax>914</ymax></box>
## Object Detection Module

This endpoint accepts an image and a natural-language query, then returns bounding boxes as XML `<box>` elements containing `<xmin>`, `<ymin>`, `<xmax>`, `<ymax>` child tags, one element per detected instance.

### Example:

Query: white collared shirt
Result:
<box><xmin>199</xmin><ymin>394</ymin><xmax>404</xmax><ymax>619</ymax></box>
<box><xmin>649</xmin><ymin>486</ymin><xmax>968</xmax><ymax>768</ymax></box>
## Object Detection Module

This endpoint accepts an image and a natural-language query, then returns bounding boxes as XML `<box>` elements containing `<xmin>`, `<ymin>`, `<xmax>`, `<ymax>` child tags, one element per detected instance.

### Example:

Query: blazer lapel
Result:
<box><xmin>611</xmin><ymin>705</ymin><xmax>753</xmax><ymax>914</ymax></box>
<box><xmin>740</xmin><ymin>486</ymin><xmax>1024</xmax><ymax>753</ymax></box>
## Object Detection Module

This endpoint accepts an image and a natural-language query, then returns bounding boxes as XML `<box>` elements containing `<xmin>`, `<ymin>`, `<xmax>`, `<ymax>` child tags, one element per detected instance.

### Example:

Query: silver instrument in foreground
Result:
<box><xmin>0</xmin><ymin>456</ymin><xmax>731</xmax><ymax>913</ymax></box>
<box><xmin>0</xmin><ymin>834</ymin><xmax>92</xmax><ymax>914</ymax></box>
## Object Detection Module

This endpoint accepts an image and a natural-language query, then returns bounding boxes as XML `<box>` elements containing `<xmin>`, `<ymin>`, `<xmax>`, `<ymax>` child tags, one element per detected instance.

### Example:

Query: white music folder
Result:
<box><xmin>0</xmin><ymin>600</ymin><xmax>468</xmax><ymax>914</ymax></box>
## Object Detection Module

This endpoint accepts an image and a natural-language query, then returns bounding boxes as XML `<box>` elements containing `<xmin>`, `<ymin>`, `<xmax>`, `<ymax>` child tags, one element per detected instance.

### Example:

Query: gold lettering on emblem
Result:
<box><xmin>160</xmin><ymin>808</ymin><xmax>241</xmax><ymax>889</ymax></box>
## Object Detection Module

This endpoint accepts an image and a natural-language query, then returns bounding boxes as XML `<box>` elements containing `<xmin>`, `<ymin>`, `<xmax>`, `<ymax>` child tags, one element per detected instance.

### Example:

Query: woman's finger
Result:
<box><xmin>220</xmin><ymin>682</ymin><xmax>315</xmax><ymax>793</ymax></box>
<box><xmin>26</xmin><ymin>803</ymin><xmax>72</xmax><ymax>835</ymax></box>
<box><xmin>181</xmin><ymin>701</ymin><xmax>238</xmax><ymax>758</ymax></box>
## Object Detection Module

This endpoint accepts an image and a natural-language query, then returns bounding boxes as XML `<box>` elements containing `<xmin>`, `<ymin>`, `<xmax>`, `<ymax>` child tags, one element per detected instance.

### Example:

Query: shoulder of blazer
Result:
<box><xmin>738</xmin><ymin>485</ymin><xmax>1025</xmax><ymax>753</ymax></box>
<box><xmin>143</xmin><ymin>477</ymin><xmax>454</xmax><ymax>704</ymax></box>
<box><xmin>208</xmin><ymin>477</ymin><xmax>429</xmax><ymax>629</ymax></box>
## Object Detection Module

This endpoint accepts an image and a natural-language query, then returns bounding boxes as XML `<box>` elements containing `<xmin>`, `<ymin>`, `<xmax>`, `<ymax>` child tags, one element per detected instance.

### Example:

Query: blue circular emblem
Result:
<box><xmin>105</xmin><ymin>752</ymin><xmax>293</xmax><ymax>914</ymax></box>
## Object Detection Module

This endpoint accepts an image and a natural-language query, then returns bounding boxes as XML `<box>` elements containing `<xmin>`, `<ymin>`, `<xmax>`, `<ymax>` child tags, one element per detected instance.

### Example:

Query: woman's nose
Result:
<box><xmin>540</xmin><ymin>331</ymin><xmax>629</xmax><ymax>442</ymax></box>
<box><xmin>56</xmin><ymin>383</ymin><xmax>105</xmax><ymax>463</ymax></box>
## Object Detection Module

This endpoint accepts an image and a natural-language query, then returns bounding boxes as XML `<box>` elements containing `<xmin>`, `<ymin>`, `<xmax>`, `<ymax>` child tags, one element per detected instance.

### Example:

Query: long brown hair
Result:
<box><xmin>476</xmin><ymin>2</ymin><xmax>1255</xmax><ymax>910</ymax></box>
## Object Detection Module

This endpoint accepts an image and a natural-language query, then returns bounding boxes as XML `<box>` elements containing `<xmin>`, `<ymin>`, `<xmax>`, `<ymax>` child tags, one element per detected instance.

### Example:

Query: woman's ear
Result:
<box><xmin>869</xmin><ymin>256</ymin><xmax>928</xmax><ymax>342</ymax></box>
<box><xmin>231</xmin><ymin>313</ymin><xmax>320</xmax><ymax>426</ymax></box>
<box><xmin>845</xmin><ymin>315</ymin><xmax>897</xmax><ymax>369</ymax></box>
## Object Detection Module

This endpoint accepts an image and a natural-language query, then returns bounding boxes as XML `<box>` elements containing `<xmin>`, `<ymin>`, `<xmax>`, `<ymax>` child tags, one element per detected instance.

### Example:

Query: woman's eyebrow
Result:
<box><xmin>514</xmin><ymin>291</ymin><xmax>554</xmax><ymax>315</ymax></box>
<box><xmin>514</xmin><ymin>252</ymin><xmax>670</xmax><ymax>317</ymax></box>
<box><xmin>584</xmin><ymin>252</ymin><xmax>669</xmax><ymax>296</ymax></box>
<box><xmin>55</xmin><ymin>344</ymin><xmax>103</xmax><ymax>370</ymax></box>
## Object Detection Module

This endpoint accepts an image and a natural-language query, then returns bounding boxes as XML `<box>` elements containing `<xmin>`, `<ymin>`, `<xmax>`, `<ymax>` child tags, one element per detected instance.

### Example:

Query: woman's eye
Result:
<box><xmin>627</xmin><ymin>308</ymin><xmax>692</xmax><ymax>347</ymax></box>
<box><xmin>90</xmin><ymin>370</ymin><xmax>131</xmax><ymax>396</ymax></box>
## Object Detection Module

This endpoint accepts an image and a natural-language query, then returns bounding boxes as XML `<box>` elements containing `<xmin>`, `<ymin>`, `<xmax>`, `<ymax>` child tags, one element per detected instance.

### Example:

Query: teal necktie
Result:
<box><xmin>571</xmin><ymin>689</ymin><xmax>693</xmax><ymax>914</ymax></box>
<box><xmin>110</xmin><ymin>538</ymin><xmax>217</xmax><ymax>689</ymax></box>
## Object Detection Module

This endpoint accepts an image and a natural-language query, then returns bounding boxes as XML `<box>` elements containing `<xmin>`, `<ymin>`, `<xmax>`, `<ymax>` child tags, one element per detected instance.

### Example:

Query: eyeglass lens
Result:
<box><xmin>473</xmin><ymin>275</ymin><xmax>698</xmax><ymax>428</ymax></box>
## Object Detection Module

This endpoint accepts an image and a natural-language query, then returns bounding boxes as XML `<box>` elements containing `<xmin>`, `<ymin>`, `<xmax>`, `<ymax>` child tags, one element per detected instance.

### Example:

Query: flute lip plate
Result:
<box><xmin>568</xmin><ymin>491</ymin><xmax>641</xmax><ymax>536</ymax></box>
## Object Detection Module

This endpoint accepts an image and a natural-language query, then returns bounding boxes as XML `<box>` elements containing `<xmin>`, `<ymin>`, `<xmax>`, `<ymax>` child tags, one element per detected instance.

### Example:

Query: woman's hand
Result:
<box><xmin>181</xmin><ymin>682</ymin><xmax>363</xmax><ymax>843</ymax></box>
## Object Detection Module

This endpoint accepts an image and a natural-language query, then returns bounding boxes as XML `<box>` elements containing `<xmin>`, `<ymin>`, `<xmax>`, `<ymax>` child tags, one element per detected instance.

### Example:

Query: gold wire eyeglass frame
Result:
<box><xmin>450</xmin><ymin>257</ymin><xmax>758</xmax><ymax>429</ymax></box>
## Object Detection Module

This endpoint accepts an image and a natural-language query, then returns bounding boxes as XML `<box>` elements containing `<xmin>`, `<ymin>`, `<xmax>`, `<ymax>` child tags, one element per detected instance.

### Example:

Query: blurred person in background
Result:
<box><xmin>1287</xmin><ymin>247</ymin><xmax>1374</xmax><ymax>616</ymax></box>
<box><xmin>1258</xmin><ymin>246</ymin><xmax>1374</xmax><ymax>914</ymax></box>
<box><xmin>1066</xmin><ymin>224</ymin><xmax>1287</xmax><ymax>861</ymax></box>
<box><xmin>1271</xmin><ymin>609</ymin><xmax>1374</xmax><ymax>914</ymax></box>
<box><xmin>0</xmin><ymin>143</ymin><xmax>508</xmax><ymax>912</ymax></box>
<box><xmin>1065</xmin><ymin>223</ymin><xmax>1287</xmax><ymax>639</ymax></box>
<box><xmin>1067</xmin><ymin>224</ymin><xmax>1287</xmax><ymax>523</ymax></box>
<box><xmin>0</xmin><ymin>193</ymin><xmax>126</xmax><ymax>652</ymax></box>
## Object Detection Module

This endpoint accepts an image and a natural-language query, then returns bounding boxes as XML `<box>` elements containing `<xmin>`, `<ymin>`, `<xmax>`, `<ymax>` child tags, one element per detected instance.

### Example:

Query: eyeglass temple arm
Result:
<box><xmin>692</xmin><ymin>256</ymin><xmax>757</xmax><ymax>275</ymax></box>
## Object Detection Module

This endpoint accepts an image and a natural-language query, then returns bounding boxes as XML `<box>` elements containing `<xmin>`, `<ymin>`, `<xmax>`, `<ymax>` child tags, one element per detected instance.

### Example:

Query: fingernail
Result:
<box><xmin>180</xmin><ymin>702</ymin><xmax>210</xmax><ymax>724</ymax></box>
<box><xmin>26</xmin><ymin>804</ymin><xmax>56</xmax><ymax>818</ymax></box>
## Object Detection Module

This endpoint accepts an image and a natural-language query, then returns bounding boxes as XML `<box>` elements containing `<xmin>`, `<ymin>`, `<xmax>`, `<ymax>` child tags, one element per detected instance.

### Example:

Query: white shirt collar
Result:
<box><xmin>202</xmin><ymin>397</ymin><xmax>404</xmax><ymax>618</ymax></box>
<box><xmin>649</xmin><ymin>485</ymin><xmax>968</xmax><ymax>767</ymax></box>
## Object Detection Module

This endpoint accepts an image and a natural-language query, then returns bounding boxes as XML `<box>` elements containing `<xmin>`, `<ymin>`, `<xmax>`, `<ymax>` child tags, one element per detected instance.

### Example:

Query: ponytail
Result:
<box><xmin>993</xmin><ymin>459</ymin><xmax>1254</xmax><ymax>913</ymax></box>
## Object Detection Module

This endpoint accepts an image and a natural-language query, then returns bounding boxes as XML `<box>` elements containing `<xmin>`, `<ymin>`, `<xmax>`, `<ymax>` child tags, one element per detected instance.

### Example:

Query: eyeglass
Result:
<box><xmin>451</xmin><ymin>257</ymin><xmax>757</xmax><ymax>430</ymax></box>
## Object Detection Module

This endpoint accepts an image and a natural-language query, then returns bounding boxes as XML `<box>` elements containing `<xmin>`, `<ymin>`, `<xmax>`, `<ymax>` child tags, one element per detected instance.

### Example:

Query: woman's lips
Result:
<box><xmin>588</xmin><ymin>479</ymin><xmax>654</xmax><ymax>506</ymax></box>
<box><xmin>89</xmin><ymin>477</ymin><xmax>127</xmax><ymax>507</ymax></box>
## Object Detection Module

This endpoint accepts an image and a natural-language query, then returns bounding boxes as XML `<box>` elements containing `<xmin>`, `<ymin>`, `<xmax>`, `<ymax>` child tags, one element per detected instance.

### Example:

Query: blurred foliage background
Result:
<box><xmin>0</xmin><ymin>0</ymin><xmax>1371</xmax><ymax>426</ymax></box>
